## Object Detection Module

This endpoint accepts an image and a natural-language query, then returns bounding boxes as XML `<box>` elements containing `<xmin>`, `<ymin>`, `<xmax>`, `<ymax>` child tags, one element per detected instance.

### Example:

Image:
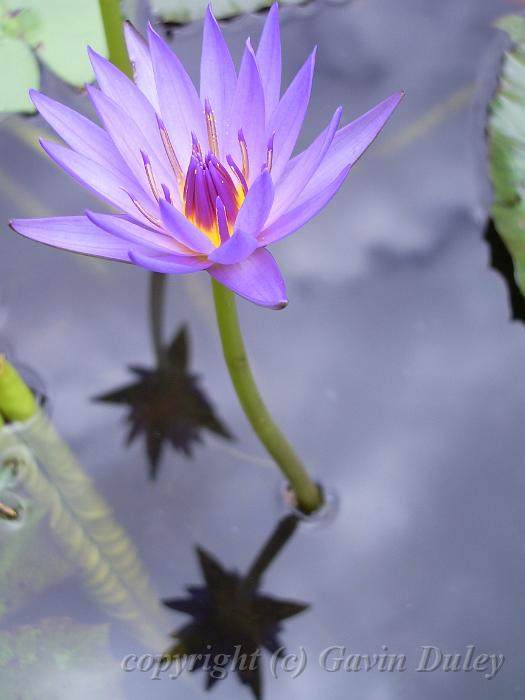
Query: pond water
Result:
<box><xmin>1</xmin><ymin>0</ymin><xmax>523</xmax><ymax>698</ymax></box>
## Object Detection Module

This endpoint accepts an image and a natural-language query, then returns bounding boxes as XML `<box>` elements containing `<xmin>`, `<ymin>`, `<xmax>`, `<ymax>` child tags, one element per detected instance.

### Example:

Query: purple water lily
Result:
<box><xmin>11</xmin><ymin>4</ymin><xmax>402</xmax><ymax>309</ymax></box>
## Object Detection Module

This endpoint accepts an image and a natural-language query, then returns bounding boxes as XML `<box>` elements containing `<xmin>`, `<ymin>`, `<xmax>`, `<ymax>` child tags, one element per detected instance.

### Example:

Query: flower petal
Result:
<box><xmin>124</xmin><ymin>22</ymin><xmax>160</xmax><ymax>110</ymax></box>
<box><xmin>256</xmin><ymin>2</ymin><xmax>281</xmax><ymax>118</ymax></box>
<box><xmin>234</xmin><ymin>169</ymin><xmax>274</xmax><ymax>236</ymax></box>
<box><xmin>40</xmin><ymin>139</ymin><xmax>156</xmax><ymax>220</ymax></box>
<box><xmin>29</xmin><ymin>90</ymin><xmax>133</xmax><ymax>182</ymax></box>
<box><xmin>130</xmin><ymin>249</ymin><xmax>211</xmax><ymax>274</ymax></box>
<box><xmin>259</xmin><ymin>165</ymin><xmax>351</xmax><ymax>245</ymax></box>
<box><xmin>9</xmin><ymin>216</ymin><xmax>133</xmax><ymax>261</ymax></box>
<box><xmin>306</xmin><ymin>92</ymin><xmax>403</xmax><ymax>194</ymax></box>
<box><xmin>200</xmin><ymin>5</ymin><xmax>237</xmax><ymax>148</ymax></box>
<box><xmin>158</xmin><ymin>199</ymin><xmax>215</xmax><ymax>254</ymax></box>
<box><xmin>148</xmin><ymin>24</ymin><xmax>206</xmax><ymax>169</ymax></box>
<box><xmin>86</xmin><ymin>85</ymin><xmax>175</xmax><ymax>201</ymax></box>
<box><xmin>85</xmin><ymin>210</ymin><xmax>189</xmax><ymax>254</ymax></box>
<box><xmin>270</xmin><ymin>106</ymin><xmax>342</xmax><ymax>220</ymax></box>
<box><xmin>208</xmin><ymin>248</ymin><xmax>287</xmax><ymax>309</ymax></box>
<box><xmin>208</xmin><ymin>228</ymin><xmax>258</xmax><ymax>265</ymax></box>
<box><xmin>266</xmin><ymin>48</ymin><xmax>316</xmax><ymax>181</ymax></box>
<box><xmin>87</xmin><ymin>49</ymin><xmax>175</xmax><ymax>192</ymax></box>
<box><xmin>227</xmin><ymin>40</ymin><xmax>266</xmax><ymax>180</ymax></box>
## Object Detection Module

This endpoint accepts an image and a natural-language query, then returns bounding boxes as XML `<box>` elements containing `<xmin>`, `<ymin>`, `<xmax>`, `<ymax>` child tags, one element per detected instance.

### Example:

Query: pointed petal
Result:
<box><xmin>87</xmin><ymin>49</ymin><xmax>175</xmax><ymax>191</ymax></box>
<box><xmin>266</xmin><ymin>48</ymin><xmax>316</xmax><ymax>181</ymax></box>
<box><xmin>39</xmin><ymin>138</ymin><xmax>156</xmax><ymax>220</ymax></box>
<box><xmin>29</xmin><ymin>90</ymin><xmax>132</xmax><ymax>182</ymax></box>
<box><xmin>208</xmin><ymin>248</ymin><xmax>287</xmax><ymax>309</ymax></box>
<box><xmin>256</xmin><ymin>2</ymin><xmax>281</xmax><ymax>118</ymax></box>
<box><xmin>148</xmin><ymin>24</ymin><xmax>206</xmax><ymax>168</ymax></box>
<box><xmin>10</xmin><ymin>215</ymin><xmax>132</xmax><ymax>261</ymax></box>
<box><xmin>227</xmin><ymin>40</ymin><xmax>266</xmax><ymax>179</ymax></box>
<box><xmin>271</xmin><ymin>106</ymin><xmax>342</xmax><ymax>220</ymax></box>
<box><xmin>259</xmin><ymin>165</ymin><xmax>351</xmax><ymax>245</ymax></box>
<box><xmin>124</xmin><ymin>22</ymin><xmax>159</xmax><ymax>110</ymax></box>
<box><xmin>130</xmin><ymin>249</ymin><xmax>211</xmax><ymax>273</ymax></box>
<box><xmin>235</xmin><ymin>169</ymin><xmax>274</xmax><ymax>236</ymax></box>
<box><xmin>87</xmin><ymin>85</ymin><xmax>175</xmax><ymax>199</ymax></box>
<box><xmin>208</xmin><ymin>228</ymin><xmax>258</xmax><ymax>265</ymax></box>
<box><xmin>307</xmin><ymin>92</ymin><xmax>403</xmax><ymax>194</ymax></box>
<box><xmin>200</xmin><ymin>5</ymin><xmax>236</xmax><ymax>147</ymax></box>
<box><xmin>85</xmin><ymin>210</ymin><xmax>189</xmax><ymax>254</ymax></box>
<box><xmin>159</xmin><ymin>199</ymin><xmax>215</xmax><ymax>254</ymax></box>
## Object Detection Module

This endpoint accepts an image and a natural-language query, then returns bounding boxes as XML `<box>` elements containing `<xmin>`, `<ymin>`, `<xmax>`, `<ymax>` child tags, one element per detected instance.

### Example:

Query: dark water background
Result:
<box><xmin>1</xmin><ymin>0</ymin><xmax>523</xmax><ymax>698</ymax></box>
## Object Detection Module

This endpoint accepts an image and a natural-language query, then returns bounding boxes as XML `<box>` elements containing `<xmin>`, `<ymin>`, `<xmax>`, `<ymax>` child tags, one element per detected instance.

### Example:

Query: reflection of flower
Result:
<box><xmin>95</xmin><ymin>326</ymin><xmax>232</xmax><ymax>478</ymax></box>
<box><xmin>11</xmin><ymin>4</ymin><xmax>402</xmax><ymax>308</ymax></box>
<box><xmin>164</xmin><ymin>516</ymin><xmax>308</xmax><ymax>698</ymax></box>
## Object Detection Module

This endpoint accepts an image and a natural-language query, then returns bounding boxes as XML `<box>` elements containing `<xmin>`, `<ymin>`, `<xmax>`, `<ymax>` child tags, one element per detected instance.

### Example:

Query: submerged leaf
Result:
<box><xmin>0</xmin><ymin>617</ymin><xmax>124</xmax><ymax>699</ymax></box>
<box><xmin>0</xmin><ymin>507</ymin><xmax>72</xmax><ymax>620</ymax></box>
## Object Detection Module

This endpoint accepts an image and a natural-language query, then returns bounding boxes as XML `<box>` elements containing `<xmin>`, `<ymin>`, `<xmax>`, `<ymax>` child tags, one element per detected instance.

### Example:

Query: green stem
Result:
<box><xmin>98</xmin><ymin>0</ymin><xmax>132</xmax><ymax>77</ymax></box>
<box><xmin>149</xmin><ymin>272</ymin><xmax>167</xmax><ymax>366</ymax></box>
<box><xmin>211</xmin><ymin>280</ymin><xmax>322</xmax><ymax>514</ymax></box>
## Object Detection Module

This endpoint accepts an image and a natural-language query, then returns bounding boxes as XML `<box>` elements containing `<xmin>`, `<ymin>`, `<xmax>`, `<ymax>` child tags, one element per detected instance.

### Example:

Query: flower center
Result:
<box><xmin>127</xmin><ymin>101</ymin><xmax>274</xmax><ymax>249</ymax></box>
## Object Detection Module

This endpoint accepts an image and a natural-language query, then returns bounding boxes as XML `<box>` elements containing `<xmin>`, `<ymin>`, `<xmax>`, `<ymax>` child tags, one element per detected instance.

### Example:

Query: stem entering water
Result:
<box><xmin>211</xmin><ymin>280</ymin><xmax>322</xmax><ymax>514</ymax></box>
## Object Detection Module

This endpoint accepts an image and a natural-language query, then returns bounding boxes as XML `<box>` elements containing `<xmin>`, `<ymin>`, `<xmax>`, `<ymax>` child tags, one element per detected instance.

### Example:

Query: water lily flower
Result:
<box><xmin>10</xmin><ymin>4</ymin><xmax>402</xmax><ymax>309</ymax></box>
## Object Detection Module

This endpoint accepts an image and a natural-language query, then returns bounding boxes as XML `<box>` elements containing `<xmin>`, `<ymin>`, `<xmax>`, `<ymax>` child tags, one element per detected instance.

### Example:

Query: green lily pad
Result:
<box><xmin>488</xmin><ymin>14</ymin><xmax>525</xmax><ymax>300</ymax></box>
<box><xmin>0</xmin><ymin>0</ymin><xmax>108</xmax><ymax>114</ymax></box>
<box><xmin>0</xmin><ymin>35</ymin><xmax>39</xmax><ymax>112</ymax></box>
<box><xmin>152</xmin><ymin>0</ymin><xmax>307</xmax><ymax>24</ymax></box>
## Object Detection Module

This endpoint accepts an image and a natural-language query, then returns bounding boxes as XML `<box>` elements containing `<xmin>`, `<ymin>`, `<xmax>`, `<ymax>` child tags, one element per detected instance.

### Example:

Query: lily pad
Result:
<box><xmin>153</xmin><ymin>0</ymin><xmax>307</xmax><ymax>24</ymax></box>
<box><xmin>0</xmin><ymin>0</ymin><xmax>107</xmax><ymax>114</ymax></box>
<box><xmin>488</xmin><ymin>14</ymin><xmax>525</xmax><ymax>301</ymax></box>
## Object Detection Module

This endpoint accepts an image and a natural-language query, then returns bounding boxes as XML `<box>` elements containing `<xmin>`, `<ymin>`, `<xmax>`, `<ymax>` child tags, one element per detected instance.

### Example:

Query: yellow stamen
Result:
<box><xmin>239</xmin><ymin>135</ymin><xmax>250</xmax><ymax>183</ymax></box>
<box><xmin>144</xmin><ymin>160</ymin><xmax>161</xmax><ymax>201</ymax></box>
<box><xmin>124</xmin><ymin>190</ymin><xmax>162</xmax><ymax>227</ymax></box>
<box><xmin>205</xmin><ymin>103</ymin><xmax>220</xmax><ymax>159</ymax></box>
<box><xmin>158</xmin><ymin>126</ymin><xmax>185</xmax><ymax>190</ymax></box>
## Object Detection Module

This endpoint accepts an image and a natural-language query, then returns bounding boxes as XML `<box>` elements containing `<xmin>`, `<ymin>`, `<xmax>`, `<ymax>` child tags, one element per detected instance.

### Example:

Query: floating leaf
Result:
<box><xmin>0</xmin><ymin>35</ymin><xmax>39</xmax><ymax>112</ymax></box>
<box><xmin>153</xmin><ymin>0</ymin><xmax>307</xmax><ymax>24</ymax></box>
<box><xmin>488</xmin><ymin>14</ymin><xmax>525</xmax><ymax>304</ymax></box>
<box><xmin>0</xmin><ymin>0</ymin><xmax>107</xmax><ymax>114</ymax></box>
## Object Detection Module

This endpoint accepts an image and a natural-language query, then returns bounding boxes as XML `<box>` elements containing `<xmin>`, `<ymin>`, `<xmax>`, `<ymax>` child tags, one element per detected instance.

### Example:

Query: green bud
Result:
<box><xmin>0</xmin><ymin>355</ymin><xmax>37</xmax><ymax>422</ymax></box>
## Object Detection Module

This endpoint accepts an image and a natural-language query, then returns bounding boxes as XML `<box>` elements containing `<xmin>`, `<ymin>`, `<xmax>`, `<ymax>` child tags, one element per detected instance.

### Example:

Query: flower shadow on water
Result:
<box><xmin>94</xmin><ymin>325</ymin><xmax>233</xmax><ymax>479</ymax></box>
<box><xmin>163</xmin><ymin>514</ymin><xmax>309</xmax><ymax>699</ymax></box>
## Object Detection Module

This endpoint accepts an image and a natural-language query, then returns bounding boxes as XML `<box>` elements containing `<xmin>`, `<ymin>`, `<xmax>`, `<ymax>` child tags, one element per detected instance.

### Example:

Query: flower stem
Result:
<box><xmin>149</xmin><ymin>272</ymin><xmax>167</xmax><ymax>366</ymax></box>
<box><xmin>98</xmin><ymin>0</ymin><xmax>132</xmax><ymax>77</ymax></box>
<box><xmin>211</xmin><ymin>280</ymin><xmax>322</xmax><ymax>514</ymax></box>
